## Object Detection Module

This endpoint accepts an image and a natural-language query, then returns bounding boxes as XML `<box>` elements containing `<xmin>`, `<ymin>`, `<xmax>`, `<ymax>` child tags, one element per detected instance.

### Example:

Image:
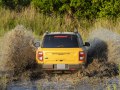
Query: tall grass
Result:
<box><xmin>0</xmin><ymin>7</ymin><xmax>120</xmax><ymax>40</ymax></box>
<box><xmin>0</xmin><ymin>7</ymin><xmax>81</xmax><ymax>36</ymax></box>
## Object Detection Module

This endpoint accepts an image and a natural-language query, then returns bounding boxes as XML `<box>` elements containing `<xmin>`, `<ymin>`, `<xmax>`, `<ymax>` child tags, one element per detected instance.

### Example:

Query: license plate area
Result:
<box><xmin>57</xmin><ymin>64</ymin><xmax>65</xmax><ymax>70</ymax></box>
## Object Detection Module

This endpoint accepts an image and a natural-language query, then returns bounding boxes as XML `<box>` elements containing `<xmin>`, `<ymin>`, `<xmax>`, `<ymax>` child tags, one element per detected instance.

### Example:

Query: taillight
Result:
<box><xmin>79</xmin><ymin>51</ymin><xmax>85</xmax><ymax>61</ymax></box>
<box><xmin>37</xmin><ymin>51</ymin><xmax>43</xmax><ymax>61</ymax></box>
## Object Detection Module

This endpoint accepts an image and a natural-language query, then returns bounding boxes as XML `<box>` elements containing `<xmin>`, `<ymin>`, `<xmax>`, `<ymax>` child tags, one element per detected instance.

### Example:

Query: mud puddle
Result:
<box><xmin>7</xmin><ymin>77</ymin><xmax>120</xmax><ymax>90</ymax></box>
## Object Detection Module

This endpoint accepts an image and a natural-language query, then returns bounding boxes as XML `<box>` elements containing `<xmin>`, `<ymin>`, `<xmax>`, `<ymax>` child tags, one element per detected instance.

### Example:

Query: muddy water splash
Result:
<box><xmin>85</xmin><ymin>28</ymin><xmax>120</xmax><ymax>77</ymax></box>
<box><xmin>0</xmin><ymin>25</ymin><xmax>38</xmax><ymax>79</ymax></box>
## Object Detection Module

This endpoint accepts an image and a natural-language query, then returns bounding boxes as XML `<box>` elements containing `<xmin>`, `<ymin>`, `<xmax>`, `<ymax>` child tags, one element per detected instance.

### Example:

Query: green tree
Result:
<box><xmin>2</xmin><ymin>0</ymin><xmax>31</xmax><ymax>9</ymax></box>
<box><xmin>1</xmin><ymin>0</ymin><xmax>120</xmax><ymax>19</ymax></box>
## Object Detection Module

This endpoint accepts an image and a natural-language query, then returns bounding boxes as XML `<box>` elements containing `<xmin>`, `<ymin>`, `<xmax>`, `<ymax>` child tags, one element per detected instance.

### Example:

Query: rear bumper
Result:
<box><xmin>41</xmin><ymin>64</ymin><xmax>84</xmax><ymax>70</ymax></box>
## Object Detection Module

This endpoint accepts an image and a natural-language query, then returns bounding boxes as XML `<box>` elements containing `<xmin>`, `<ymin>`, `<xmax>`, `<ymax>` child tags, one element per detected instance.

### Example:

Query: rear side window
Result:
<box><xmin>42</xmin><ymin>34</ymin><xmax>79</xmax><ymax>48</ymax></box>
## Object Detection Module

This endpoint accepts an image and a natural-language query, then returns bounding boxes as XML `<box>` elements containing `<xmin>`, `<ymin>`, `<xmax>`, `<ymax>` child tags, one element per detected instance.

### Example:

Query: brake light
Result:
<box><xmin>79</xmin><ymin>51</ymin><xmax>85</xmax><ymax>61</ymax></box>
<box><xmin>54</xmin><ymin>36</ymin><xmax>68</xmax><ymax>38</ymax></box>
<box><xmin>37</xmin><ymin>51</ymin><xmax>43</xmax><ymax>61</ymax></box>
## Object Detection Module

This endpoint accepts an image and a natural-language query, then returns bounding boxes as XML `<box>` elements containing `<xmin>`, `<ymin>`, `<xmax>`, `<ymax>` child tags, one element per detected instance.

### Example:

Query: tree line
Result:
<box><xmin>1</xmin><ymin>0</ymin><xmax>120</xmax><ymax>19</ymax></box>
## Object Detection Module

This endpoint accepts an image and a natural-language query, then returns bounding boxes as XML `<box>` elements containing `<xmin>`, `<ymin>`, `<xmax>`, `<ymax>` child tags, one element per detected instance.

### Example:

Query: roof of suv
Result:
<box><xmin>45</xmin><ymin>32</ymin><xmax>77</xmax><ymax>35</ymax></box>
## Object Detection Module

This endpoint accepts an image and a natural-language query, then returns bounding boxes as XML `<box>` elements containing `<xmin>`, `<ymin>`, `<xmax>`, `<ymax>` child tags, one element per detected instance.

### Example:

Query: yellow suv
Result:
<box><xmin>35</xmin><ymin>31</ymin><xmax>90</xmax><ymax>70</ymax></box>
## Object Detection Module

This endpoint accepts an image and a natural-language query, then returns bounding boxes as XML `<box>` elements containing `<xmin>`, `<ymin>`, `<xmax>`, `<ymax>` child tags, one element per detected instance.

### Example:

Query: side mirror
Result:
<box><xmin>34</xmin><ymin>41</ymin><xmax>40</xmax><ymax>48</ymax></box>
<box><xmin>84</xmin><ymin>42</ymin><xmax>90</xmax><ymax>47</ymax></box>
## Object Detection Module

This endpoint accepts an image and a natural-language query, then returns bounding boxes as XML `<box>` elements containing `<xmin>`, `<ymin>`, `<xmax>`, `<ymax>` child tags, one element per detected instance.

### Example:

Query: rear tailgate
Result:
<box><xmin>37</xmin><ymin>48</ymin><xmax>83</xmax><ymax>64</ymax></box>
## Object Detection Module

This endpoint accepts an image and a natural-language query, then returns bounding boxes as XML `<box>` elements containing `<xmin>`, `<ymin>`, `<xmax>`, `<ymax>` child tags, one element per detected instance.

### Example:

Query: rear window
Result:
<box><xmin>42</xmin><ymin>34</ymin><xmax>79</xmax><ymax>48</ymax></box>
